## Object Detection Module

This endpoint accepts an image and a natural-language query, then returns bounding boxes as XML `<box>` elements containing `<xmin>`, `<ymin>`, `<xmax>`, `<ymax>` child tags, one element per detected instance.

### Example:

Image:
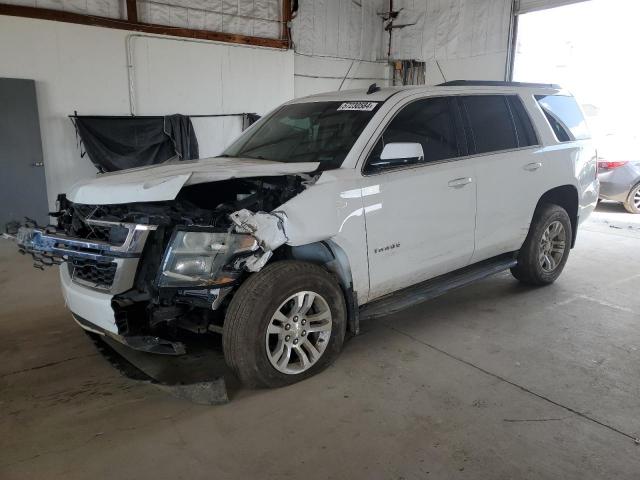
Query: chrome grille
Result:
<box><xmin>18</xmin><ymin>221</ymin><xmax>157</xmax><ymax>294</ymax></box>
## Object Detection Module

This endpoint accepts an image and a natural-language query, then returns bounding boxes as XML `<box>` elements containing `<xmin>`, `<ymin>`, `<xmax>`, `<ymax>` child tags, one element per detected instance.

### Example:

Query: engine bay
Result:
<box><xmin>54</xmin><ymin>175</ymin><xmax>309</xmax><ymax>234</ymax></box>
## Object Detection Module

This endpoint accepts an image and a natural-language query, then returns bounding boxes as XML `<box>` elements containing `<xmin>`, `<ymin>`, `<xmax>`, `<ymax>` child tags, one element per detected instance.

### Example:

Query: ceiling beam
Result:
<box><xmin>0</xmin><ymin>4</ymin><xmax>288</xmax><ymax>49</ymax></box>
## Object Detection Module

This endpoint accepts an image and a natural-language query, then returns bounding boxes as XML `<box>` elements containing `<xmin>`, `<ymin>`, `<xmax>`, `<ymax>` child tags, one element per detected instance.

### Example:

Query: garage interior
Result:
<box><xmin>1</xmin><ymin>0</ymin><xmax>640</xmax><ymax>478</ymax></box>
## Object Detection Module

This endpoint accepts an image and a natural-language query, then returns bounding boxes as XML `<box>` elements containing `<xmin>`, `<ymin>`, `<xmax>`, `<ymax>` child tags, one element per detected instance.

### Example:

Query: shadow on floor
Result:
<box><xmin>96</xmin><ymin>331</ymin><xmax>241</xmax><ymax>404</ymax></box>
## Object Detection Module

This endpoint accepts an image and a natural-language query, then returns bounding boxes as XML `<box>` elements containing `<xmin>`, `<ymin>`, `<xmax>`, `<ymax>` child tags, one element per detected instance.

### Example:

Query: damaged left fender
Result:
<box><xmin>230</xmin><ymin>169</ymin><xmax>371</xmax><ymax>304</ymax></box>
<box><xmin>229</xmin><ymin>209</ymin><xmax>288</xmax><ymax>272</ymax></box>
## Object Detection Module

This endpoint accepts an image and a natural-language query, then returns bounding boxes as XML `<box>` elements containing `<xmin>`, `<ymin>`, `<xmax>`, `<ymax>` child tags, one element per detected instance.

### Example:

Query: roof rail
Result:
<box><xmin>437</xmin><ymin>80</ymin><xmax>562</xmax><ymax>89</ymax></box>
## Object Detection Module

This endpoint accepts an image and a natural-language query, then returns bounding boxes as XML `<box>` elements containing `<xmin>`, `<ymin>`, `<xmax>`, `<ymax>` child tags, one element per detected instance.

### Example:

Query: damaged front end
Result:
<box><xmin>16</xmin><ymin>175</ymin><xmax>306</xmax><ymax>355</ymax></box>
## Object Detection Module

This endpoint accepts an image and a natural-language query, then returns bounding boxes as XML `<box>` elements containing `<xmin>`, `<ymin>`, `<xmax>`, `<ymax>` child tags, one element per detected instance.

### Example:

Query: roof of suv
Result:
<box><xmin>297</xmin><ymin>80</ymin><xmax>566</xmax><ymax>103</ymax></box>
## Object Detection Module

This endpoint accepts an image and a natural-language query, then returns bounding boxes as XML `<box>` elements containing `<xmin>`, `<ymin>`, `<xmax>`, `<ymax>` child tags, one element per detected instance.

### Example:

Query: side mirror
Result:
<box><xmin>380</xmin><ymin>142</ymin><xmax>424</xmax><ymax>162</ymax></box>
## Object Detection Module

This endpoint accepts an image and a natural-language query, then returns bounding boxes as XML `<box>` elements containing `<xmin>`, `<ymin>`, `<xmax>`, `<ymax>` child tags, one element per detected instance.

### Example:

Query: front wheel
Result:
<box><xmin>511</xmin><ymin>204</ymin><xmax>572</xmax><ymax>286</ymax></box>
<box><xmin>223</xmin><ymin>261</ymin><xmax>347</xmax><ymax>388</ymax></box>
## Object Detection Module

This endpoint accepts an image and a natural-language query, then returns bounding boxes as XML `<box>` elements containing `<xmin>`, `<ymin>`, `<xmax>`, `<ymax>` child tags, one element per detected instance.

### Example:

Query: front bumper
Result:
<box><xmin>18</xmin><ymin>219</ymin><xmax>243</xmax><ymax>356</ymax></box>
<box><xmin>73</xmin><ymin>314</ymin><xmax>186</xmax><ymax>355</ymax></box>
<box><xmin>61</xmin><ymin>266</ymin><xmax>186</xmax><ymax>355</ymax></box>
<box><xmin>61</xmin><ymin>264</ymin><xmax>119</xmax><ymax>334</ymax></box>
<box><xmin>18</xmin><ymin>222</ymin><xmax>187</xmax><ymax>355</ymax></box>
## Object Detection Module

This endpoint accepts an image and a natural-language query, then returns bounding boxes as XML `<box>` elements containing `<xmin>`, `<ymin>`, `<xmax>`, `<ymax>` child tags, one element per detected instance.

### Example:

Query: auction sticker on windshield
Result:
<box><xmin>337</xmin><ymin>102</ymin><xmax>378</xmax><ymax>111</ymax></box>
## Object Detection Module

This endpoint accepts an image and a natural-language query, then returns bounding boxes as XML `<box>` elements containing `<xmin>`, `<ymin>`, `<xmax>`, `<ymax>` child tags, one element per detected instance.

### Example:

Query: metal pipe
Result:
<box><xmin>298</xmin><ymin>73</ymin><xmax>386</xmax><ymax>81</ymax></box>
<box><xmin>338</xmin><ymin>60</ymin><xmax>356</xmax><ymax>91</ymax></box>
<box><xmin>293</xmin><ymin>51</ymin><xmax>387</xmax><ymax>64</ymax></box>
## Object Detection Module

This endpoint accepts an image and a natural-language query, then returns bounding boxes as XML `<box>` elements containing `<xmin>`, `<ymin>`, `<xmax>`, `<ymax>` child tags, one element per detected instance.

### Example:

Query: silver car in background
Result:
<box><xmin>597</xmin><ymin>136</ymin><xmax>640</xmax><ymax>213</ymax></box>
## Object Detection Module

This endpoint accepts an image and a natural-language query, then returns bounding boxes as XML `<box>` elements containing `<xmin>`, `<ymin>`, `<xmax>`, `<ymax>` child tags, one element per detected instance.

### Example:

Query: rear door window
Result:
<box><xmin>461</xmin><ymin>95</ymin><xmax>519</xmax><ymax>154</ymax></box>
<box><xmin>535</xmin><ymin>94</ymin><xmax>590</xmax><ymax>142</ymax></box>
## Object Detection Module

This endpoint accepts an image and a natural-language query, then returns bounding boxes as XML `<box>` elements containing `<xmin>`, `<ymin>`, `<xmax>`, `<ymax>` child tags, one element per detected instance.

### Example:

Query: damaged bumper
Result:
<box><xmin>17</xmin><ymin>221</ymin><xmax>155</xmax><ymax>267</ymax></box>
<box><xmin>17</xmin><ymin>223</ymin><xmax>187</xmax><ymax>354</ymax></box>
<box><xmin>16</xmin><ymin>207</ymin><xmax>292</xmax><ymax>356</ymax></box>
<box><xmin>55</xmin><ymin>238</ymin><xmax>186</xmax><ymax>355</ymax></box>
<box><xmin>73</xmin><ymin>314</ymin><xmax>186</xmax><ymax>355</ymax></box>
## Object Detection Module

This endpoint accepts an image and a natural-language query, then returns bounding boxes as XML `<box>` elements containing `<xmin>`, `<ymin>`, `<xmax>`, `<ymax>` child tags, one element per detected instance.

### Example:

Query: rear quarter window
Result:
<box><xmin>535</xmin><ymin>94</ymin><xmax>590</xmax><ymax>142</ymax></box>
<box><xmin>506</xmin><ymin>96</ymin><xmax>538</xmax><ymax>147</ymax></box>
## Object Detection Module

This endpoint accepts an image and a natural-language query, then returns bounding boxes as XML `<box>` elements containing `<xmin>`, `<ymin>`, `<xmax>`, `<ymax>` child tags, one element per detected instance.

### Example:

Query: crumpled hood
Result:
<box><xmin>67</xmin><ymin>157</ymin><xmax>320</xmax><ymax>205</ymax></box>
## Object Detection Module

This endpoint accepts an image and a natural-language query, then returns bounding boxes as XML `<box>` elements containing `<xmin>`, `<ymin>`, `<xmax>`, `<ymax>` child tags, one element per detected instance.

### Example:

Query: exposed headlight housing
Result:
<box><xmin>157</xmin><ymin>230</ymin><xmax>258</xmax><ymax>288</ymax></box>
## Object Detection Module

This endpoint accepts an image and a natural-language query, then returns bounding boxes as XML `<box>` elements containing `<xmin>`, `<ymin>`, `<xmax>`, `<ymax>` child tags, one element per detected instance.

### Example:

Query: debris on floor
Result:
<box><xmin>86</xmin><ymin>331</ymin><xmax>229</xmax><ymax>405</ymax></box>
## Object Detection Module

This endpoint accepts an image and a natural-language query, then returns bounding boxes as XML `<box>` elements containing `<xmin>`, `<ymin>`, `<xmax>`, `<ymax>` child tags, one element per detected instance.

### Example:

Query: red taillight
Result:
<box><xmin>597</xmin><ymin>161</ymin><xmax>628</xmax><ymax>170</ymax></box>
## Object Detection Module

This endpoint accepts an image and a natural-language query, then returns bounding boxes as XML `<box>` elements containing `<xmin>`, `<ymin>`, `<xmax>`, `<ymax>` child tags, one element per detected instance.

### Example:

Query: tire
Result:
<box><xmin>623</xmin><ymin>183</ymin><xmax>640</xmax><ymax>214</ymax></box>
<box><xmin>511</xmin><ymin>204</ymin><xmax>572</xmax><ymax>286</ymax></box>
<box><xmin>223</xmin><ymin>260</ymin><xmax>347</xmax><ymax>388</ymax></box>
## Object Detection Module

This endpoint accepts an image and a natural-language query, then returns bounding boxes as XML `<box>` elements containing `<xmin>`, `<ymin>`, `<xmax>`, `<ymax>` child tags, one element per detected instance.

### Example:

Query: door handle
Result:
<box><xmin>31</xmin><ymin>162</ymin><xmax>44</xmax><ymax>167</ymax></box>
<box><xmin>448</xmin><ymin>177</ymin><xmax>473</xmax><ymax>188</ymax></box>
<box><xmin>523</xmin><ymin>162</ymin><xmax>542</xmax><ymax>172</ymax></box>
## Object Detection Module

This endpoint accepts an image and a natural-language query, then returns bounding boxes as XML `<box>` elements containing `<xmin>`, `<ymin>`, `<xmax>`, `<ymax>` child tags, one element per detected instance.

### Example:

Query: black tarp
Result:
<box><xmin>73</xmin><ymin>114</ymin><xmax>199</xmax><ymax>172</ymax></box>
<box><xmin>163</xmin><ymin>114</ymin><xmax>199</xmax><ymax>161</ymax></box>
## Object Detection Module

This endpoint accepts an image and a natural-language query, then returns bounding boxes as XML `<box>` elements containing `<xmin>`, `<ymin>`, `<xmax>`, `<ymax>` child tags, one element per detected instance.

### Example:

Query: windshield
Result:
<box><xmin>222</xmin><ymin>101</ymin><xmax>380</xmax><ymax>169</ymax></box>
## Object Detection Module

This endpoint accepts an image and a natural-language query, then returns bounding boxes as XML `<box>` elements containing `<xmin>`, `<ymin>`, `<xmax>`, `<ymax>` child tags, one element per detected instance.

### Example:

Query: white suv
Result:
<box><xmin>17</xmin><ymin>81</ymin><xmax>599</xmax><ymax>388</ymax></box>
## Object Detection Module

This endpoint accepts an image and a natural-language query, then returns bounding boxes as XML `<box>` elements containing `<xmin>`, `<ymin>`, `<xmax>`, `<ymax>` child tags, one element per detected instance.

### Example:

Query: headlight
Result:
<box><xmin>158</xmin><ymin>230</ymin><xmax>258</xmax><ymax>288</ymax></box>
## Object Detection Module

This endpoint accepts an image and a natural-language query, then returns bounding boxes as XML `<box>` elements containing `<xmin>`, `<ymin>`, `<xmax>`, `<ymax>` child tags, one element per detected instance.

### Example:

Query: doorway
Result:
<box><xmin>0</xmin><ymin>78</ymin><xmax>49</xmax><ymax>231</ymax></box>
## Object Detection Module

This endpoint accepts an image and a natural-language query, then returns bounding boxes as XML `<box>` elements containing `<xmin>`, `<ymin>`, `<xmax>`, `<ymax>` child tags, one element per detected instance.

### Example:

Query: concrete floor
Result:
<box><xmin>2</xmin><ymin>202</ymin><xmax>640</xmax><ymax>479</ymax></box>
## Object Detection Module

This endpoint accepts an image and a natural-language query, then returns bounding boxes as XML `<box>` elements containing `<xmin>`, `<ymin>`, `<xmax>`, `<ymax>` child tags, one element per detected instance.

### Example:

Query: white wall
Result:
<box><xmin>291</xmin><ymin>0</ymin><xmax>513</xmax><ymax>91</ymax></box>
<box><xmin>291</xmin><ymin>0</ymin><xmax>390</xmax><ymax>97</ymax></box>
<box><xmin>136</xmin><ymin>0</ymin><xmax>282</xmax><ymax>38</ymax></box>
<box><xmin>292</xmin><ymin>0</ymin><xmax>387</xmax><ymax>61</ymax></box>
<box><xmin>294</xmin><ymin>54</ymin><xmax>389</xmax><ymax>98</ymax></box>
<box><xmin>390</xmin><ymin>0</ymin><xmax>513</xmax><ymax>83</ymax></box>
<box><xmin>0</xmin><ymin>15</ymin><xmax>294</xmax><ymax>208</ymax></box>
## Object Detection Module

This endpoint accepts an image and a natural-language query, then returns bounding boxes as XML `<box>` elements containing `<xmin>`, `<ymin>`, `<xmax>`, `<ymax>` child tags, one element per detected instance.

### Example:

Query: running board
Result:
<box><xmin>360</xmin><ymin>254</ymin><xmax>518</xmax><ymax>321</ymax></box>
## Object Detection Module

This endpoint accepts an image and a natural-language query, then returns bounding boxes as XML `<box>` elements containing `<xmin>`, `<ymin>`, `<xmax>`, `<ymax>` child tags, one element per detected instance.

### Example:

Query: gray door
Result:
<box><xmin>0</xmin><ymin>78</ymin><xmax>49</xmax><ymax>231</ymax></box>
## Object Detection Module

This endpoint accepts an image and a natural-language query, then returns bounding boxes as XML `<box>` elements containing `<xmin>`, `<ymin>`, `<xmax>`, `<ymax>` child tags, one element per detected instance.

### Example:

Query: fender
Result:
<box><xmin>289</xmin><ymin>240</ymin><xmax>360</xmax><ymax>336</ymax></box>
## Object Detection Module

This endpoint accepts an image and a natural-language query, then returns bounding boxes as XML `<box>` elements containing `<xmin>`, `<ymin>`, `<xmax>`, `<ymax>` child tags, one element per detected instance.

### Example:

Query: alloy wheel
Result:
<box><xmin>265</xmin><ymin>291</ymin><xmax>332</xmax><ymax>374</ymax></box>
<box><xmin>538</xmin><ymin>220</ymin><xmax>566</xmax><ymax>273</ymax></box>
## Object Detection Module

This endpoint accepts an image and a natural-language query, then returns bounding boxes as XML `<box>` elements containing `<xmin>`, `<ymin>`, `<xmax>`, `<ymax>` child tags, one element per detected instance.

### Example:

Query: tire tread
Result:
<box><xmin>511</xmin><ymin>203</ymin><xmax>572</xmax><ymax>286</ymax></box>
<box><xmin>223</xmin><ymin>260</ymin><xmax>346</xmax><ymax>388</ymax></box>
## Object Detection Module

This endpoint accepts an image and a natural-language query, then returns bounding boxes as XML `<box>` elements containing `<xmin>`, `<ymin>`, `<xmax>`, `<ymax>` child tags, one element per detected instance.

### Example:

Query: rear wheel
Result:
<box><xmin>223</xmin><ymin>261</ymin><xmax>347</xmax><ymax>388</ymax></box>
<box><xmin>623</xmin><ymin>183</ymin><xmax>640</xmax><ymax>214</ymax></box>
<box><xmin>511</xmin><ymin>204</ymin><xmax>572</xmax><ymax>286</ymax></box>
